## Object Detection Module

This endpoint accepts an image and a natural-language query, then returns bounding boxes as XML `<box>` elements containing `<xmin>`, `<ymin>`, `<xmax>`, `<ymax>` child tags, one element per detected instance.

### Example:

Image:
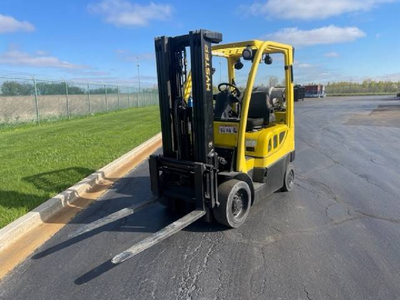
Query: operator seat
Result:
<box><xmin>246</xmin><ymin>87</ymin><xmax>275</xmax><ymax>131</ymax></box>
<box><xmin>214</xmin><ymin>91</ymin><xmax>239</xmax><ymax>121</ymax></box>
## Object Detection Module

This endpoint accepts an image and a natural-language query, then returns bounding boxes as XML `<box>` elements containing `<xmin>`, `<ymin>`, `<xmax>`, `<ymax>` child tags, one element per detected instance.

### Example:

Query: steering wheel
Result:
<box><xmin>218</xmin><ymin>83</ymin><xmax>241</xmax><ymax>99</ymax></box>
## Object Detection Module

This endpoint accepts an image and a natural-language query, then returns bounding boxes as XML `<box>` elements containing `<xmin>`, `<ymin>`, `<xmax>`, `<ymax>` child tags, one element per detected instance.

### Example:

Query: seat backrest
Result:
<box><xmin>214</xmin><ymin>92</ymin><xmax>230</xmax><ymax>120</ymax></box>
<box><xmin>248</xmin><ymin>89</ymin><xmax>272</xmax><ymax>120</ymax></box>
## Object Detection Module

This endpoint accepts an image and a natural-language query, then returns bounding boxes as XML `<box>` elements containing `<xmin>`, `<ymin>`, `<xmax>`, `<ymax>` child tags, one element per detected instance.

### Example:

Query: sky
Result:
<box><xmin>0</xmin><ymin>0</ymin><xmax>399</xmax><ymax>87</ymax></box>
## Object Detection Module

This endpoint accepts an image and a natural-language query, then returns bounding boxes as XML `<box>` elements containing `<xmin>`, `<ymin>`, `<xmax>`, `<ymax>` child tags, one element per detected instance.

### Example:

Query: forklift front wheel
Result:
<box><xmin>213</xmin><ymin>179</ymin><xmax>251</xmax><ymax>228</ymax></box>
<box><xmin>281</xmin><ymin>163</ymin><xmax>295</xmax><ymax>192</ymax></box>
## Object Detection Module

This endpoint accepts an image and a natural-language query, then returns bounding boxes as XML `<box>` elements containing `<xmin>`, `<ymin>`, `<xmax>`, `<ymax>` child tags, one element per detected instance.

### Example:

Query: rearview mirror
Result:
<box><xmin>234</xmin><ymin>59</ymin><xmax>243</xmax><ymax>70</ymax></box>
<box><xmin>264</xmin><ymin>54</ymin><xmax>273</xmax><ymax>65</ymax></box>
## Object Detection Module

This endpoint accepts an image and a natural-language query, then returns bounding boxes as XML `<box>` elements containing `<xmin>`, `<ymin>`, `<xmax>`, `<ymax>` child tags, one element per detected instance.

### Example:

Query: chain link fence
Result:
<box><xmin>0</xmin><ymin>76</ymin><xmax>159</xmax><ymax>125</ymax></box>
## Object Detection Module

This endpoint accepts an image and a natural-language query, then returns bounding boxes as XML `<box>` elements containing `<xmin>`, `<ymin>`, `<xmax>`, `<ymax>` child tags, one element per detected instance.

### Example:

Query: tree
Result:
<box><xmin>1</xmin><ymin>81</ymin><xmax>34</xmax><ymax>96</ymax></box>
<box><xmin>35</xmin><ymin>82</ymin><xmax>85</xmax><ymax>95</ymax></box>
<box><xmin>268</xmin><ymin>76</ymin><xmax>279</xmax><ymax>87</ymax></box>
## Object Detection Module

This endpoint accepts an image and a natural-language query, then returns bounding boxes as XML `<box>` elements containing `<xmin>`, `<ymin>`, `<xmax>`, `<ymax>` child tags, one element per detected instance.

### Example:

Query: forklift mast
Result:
<box><xmin>151</xmin><ymin>30</ymin><xmax>223</xmax><ymax>212</ymax></box>
<box><xmin>154</xmin><ymin>30</ymin><xmax>222</xmax><ymax>163</ymax></box>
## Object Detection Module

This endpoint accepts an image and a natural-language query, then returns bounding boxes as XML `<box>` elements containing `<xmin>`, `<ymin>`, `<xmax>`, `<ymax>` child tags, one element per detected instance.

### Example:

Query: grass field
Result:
<box><xmin>0</xmin><ymin>106</ymin><xmax>160</xmax><ymax>228</ymax></box>
<box><xmin>0</xmin><ymin>92</ymin><xmax>158</xmax><ymax>124</ymax></box>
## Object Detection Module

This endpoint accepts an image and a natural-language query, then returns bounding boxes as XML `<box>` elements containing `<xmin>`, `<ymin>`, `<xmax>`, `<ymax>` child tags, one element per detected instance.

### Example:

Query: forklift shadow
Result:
<box><xmin>32</xmin><ymin>201</ymin><xmax>226</xmax><ymax>262</ymax></box>
<box><xmin>23</xmin><ymin>167</ymin><xmax>96</xmax><ymax>195</ymax></box>
<box><xmin>73</xmin><ymin>215</ymin><xmax>230</xmax><ymax>285</ymax></box>
<box><xmin>31</xmin><ymin>200</ymin><xmax>175</xmax><ymax>260</ymax></box>
<box><xmin>75</xmin><ymin>259</ymin><xmax>116</xmax><ymax>285</ymax></box>
<box><xmin>183</xmin><ymin>218</ymin><xmax>230</xmax><ymax>233</ymax></box>
<box><xmin>0</xmin><ymin>167</ymin><xmax>95</xmax><ymax>220</ymax></box>
<box><xmin>32</xmin><ymin>170</ymin><xmax>228</xmax><ymax>285</ymax></box>
<box><xmin>0</xmin><ymin>190</ymin><xmax>47</xmax><ymax>212</ymax></box>
<box><xmin>23</xmin><ymin>170</ymin><xmax>152</xmax><ymax>224</ymax></box>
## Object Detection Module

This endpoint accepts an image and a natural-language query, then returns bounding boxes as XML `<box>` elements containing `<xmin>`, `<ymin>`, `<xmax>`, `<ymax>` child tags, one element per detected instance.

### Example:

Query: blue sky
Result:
<box><xmin>0</xmin><ymin>0</ymin><xmax>399</xmax><ymax>86</ymax></box>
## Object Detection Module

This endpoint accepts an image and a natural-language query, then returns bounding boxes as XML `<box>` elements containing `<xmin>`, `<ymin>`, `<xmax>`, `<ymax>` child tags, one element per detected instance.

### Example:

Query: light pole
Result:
<box><xmin>137</xmin><ymin>56</ymin><xmax>141</xmax><ymax>93</ymax></box>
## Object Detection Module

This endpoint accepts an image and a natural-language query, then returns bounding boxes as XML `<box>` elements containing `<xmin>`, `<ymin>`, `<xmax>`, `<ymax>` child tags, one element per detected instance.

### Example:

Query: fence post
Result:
<box><xmin>32</xmin><ymin>77</ymin><xmax>40</xmax><ymax>124</ymax></box>
<box><xmin>65</xmin><ymin>81</ymin><xmax>70</xmax><ymax>119</ymax></box>
<box><xmin>117</xmin><ymin>85</ymin><xmax>120</xmax><ymax>109</ymax></box>
<box><xmin>127</xmin><ymin>86</ymin><xmax>130</xmax><ymax>107</ymax></box>
<box><xmin>87</xmin><ymin>83</ymin><xmax>91</xmax><ymax>114</ymax></box>
<box><xmin>104</xmin><ymin>84</ymin><xmax>108</xmax><ymax>112</ymax></box>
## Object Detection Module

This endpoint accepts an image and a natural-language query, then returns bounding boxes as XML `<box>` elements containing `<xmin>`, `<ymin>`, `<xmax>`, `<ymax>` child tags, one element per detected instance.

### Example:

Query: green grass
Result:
<box><xmin>0</xmin><ymin>106</ymin><xmax>160</xmax><ymax>228</ymax></box>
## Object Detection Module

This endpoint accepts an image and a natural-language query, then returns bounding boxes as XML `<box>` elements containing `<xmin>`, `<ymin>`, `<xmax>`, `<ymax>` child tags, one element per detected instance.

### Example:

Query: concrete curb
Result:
<box><xmin>0</xmin><ymin>133</ymin><xmax>162</xmax><ymax>253</ymax></box>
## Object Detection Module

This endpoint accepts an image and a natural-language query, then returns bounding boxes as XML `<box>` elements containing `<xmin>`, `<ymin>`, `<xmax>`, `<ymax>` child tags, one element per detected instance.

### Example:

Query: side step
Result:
<box><xmin>68</xmin><ymin>196</ymin><xmax>159</xmax><ymax>239</ymax></box>
<box><xmin>112</xmin><ymin>210</ymin><xmax>206</xmax><ymax>264</ymax></box>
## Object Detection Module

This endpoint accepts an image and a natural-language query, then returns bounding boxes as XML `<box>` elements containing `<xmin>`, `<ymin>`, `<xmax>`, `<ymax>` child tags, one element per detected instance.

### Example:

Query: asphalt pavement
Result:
<box><xmin>1</xmin><ymin>95</ymin><xmax>400</xmax><ymax>300</ymax></box>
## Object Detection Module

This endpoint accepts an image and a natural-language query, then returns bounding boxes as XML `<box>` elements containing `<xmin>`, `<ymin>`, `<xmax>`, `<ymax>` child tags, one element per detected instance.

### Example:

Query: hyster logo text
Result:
<box><xmin>205</xmin><ymin>44</ymin><xmax>211</xmax><ymax>91</ymax></box>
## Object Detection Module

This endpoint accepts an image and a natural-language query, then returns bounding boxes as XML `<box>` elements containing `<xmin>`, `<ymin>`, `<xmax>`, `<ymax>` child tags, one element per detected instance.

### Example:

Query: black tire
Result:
<box><xmin>213</xmin><ymin>179</ymin><xmax>251</xmax><ymax>228</ymax></box>
<box><xmin>281</xmin><ymin>163</ymin><xmax>295</xmax><ymax>192</ymax></box>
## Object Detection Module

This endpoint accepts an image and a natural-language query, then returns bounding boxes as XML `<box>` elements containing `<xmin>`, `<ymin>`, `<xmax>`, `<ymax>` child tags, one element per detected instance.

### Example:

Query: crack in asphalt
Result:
<box><xmin>135</xmin><ymin>247</ymin><xmax>167</xmax><ymax>299</ymax></box>
<box><xmin>223</xmin><ymin>207</ymin><xmax>400</xmax><ymax>251</ymax></box>
<box><xmin>296</xmin><ymin>177</ymin><xmax>400</xmax><ymax>226</ymax></box>
<box><xmin>354</xmin><ymin>210</ymin><xmax>400</xmax><ymax>225</ymax></box>
<box><xmin>213</xmin><ymin>256</ymin><xmax>224</xmax><ymax>300</ymax></box>
<box><xmin>369</xmin><ymin>148</ymin><xmax>400</xmax><ymax>165</ymax></box>
<box><xmin>304</xmin><ymin>286</ymin><xmax>312</xmax><ymax>300</ymax></box>
<box><xmin>177</xmin><ymin>231</ymin><xmax>223</xmax><ymax>300</ymax></box>
<box><xmin>296</xmin><ymin>176</ymin><xmax>348</xmax><ymax>210</ymax></box>
<box><xmin>298</xmin><ymin>130</ymin><xmax>399</xmax><ymax>198</ymax></box>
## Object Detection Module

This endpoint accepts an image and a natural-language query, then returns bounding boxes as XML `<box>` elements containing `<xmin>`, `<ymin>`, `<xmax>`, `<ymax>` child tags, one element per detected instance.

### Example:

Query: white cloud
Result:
<box><xmin>0</xmin><ymin>49</ymin><xmax>87</xmax><ymax>69</ymax></box>
<box><xmin>88</xmin><ymin>0</ymin><xmax>173</xmax><ymax>27</ymax></box>
<box><xmin>246</xmin><ymin>0</ymin><xmax>394</xmax><ymax>20</ymax></box>
<box><xmin>293</xmin><ymin>60</ymin><xmax>314</xmax><ymax>68</ymax></box>
<box><xmin>35</xmin><ymin>50</ymin><xmax>49</xmax><ymax>56</ymax></box>
<box><xmin>0</xmin><ymin>14</ymin><xmax>35</xmax><ymax>33</ymax></box>
<box><xmin>69</xmin><ymin>75</ymin><xmax>157</xmax><ymax>87</ymax></box>
<box><xmin>115</xmin><ymin>50</ymin><xmax>154</xmax><ymax>61</ymax></box>
<box><xmin>295</xmin><ymin>65</ymin><xmax>337</xmax><ymax>84</ymax></box>
<box><xmin>297</xmin><ymin>63</ymin><xmax>313</xmax><ymax>68</ymax></box>
<box><xmin>325</xmin><ymin>52</ymin><xmax>340</xmax><ymax>57</ymax></box>
<box><xmin>264</xmin><ymin>26</ymin><xmax>365</xmax><ymax>46</ymax></box>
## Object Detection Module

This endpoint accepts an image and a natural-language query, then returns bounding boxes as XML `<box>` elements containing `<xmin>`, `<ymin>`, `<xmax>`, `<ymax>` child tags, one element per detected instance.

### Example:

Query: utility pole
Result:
<box><xmin>137</xmin><ymin>56</ymin><xmax>141</xmax><ymax>93</ymax></box>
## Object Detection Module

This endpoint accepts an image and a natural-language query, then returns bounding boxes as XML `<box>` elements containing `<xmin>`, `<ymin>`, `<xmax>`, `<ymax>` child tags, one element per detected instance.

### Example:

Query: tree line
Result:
<box><xmin>0</xmin><ymin>81</ymin><xmax>158</xmax><ymax>96</ymax></box>
<box><xmin>325</xmin><ymin>80</ymin><xmax>400</xmax><ymax>94</ymax></box>
<box><xmin>2</xmin><ymin>79</ymin><xmax>399</xmax><ymax>96</ymax></box>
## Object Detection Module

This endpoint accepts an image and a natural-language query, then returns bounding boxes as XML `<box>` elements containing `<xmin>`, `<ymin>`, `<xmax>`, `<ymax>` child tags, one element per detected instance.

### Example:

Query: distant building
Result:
<box><xmin>305</xmin><ymin>84</ymin><xmax>326</xmax><ymax>98</ymax></box>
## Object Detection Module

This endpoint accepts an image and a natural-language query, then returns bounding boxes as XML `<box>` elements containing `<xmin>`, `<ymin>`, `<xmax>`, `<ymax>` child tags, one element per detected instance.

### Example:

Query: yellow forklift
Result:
<box><xmin>70</xmin><ymin>30</ymin><xmax>297</xmax><ymax>264</ymax></box>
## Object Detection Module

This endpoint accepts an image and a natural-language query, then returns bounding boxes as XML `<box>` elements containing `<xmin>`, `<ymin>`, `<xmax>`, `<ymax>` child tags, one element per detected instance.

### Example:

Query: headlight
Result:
<box><xmin>242</xmin><ymin>47</ymin><xmax>253</xmax><ymax>60</ymax></box>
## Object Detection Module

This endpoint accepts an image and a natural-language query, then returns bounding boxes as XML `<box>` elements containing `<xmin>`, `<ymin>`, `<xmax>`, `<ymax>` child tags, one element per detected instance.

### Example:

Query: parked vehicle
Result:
<box><xmin>294</xmin><ymin>85</ymin><xmax>305</xmax><ymax>101</ymax></box>
<box><xmin>305</xmin><ymin>84</ymin><xmax>325</xmax><ymax>98</ymax></box>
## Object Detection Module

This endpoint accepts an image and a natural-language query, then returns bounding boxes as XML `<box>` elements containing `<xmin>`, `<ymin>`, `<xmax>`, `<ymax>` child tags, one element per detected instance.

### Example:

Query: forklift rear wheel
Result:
<box><xmin>281</xmin><ymin>163</ymin><xmax>295</xmax><ymax>192</ymax></box>
<box><xmin>213</xmin><ymin>179</ymin><xmax>251</xmax><ymax>228</ymax></box>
